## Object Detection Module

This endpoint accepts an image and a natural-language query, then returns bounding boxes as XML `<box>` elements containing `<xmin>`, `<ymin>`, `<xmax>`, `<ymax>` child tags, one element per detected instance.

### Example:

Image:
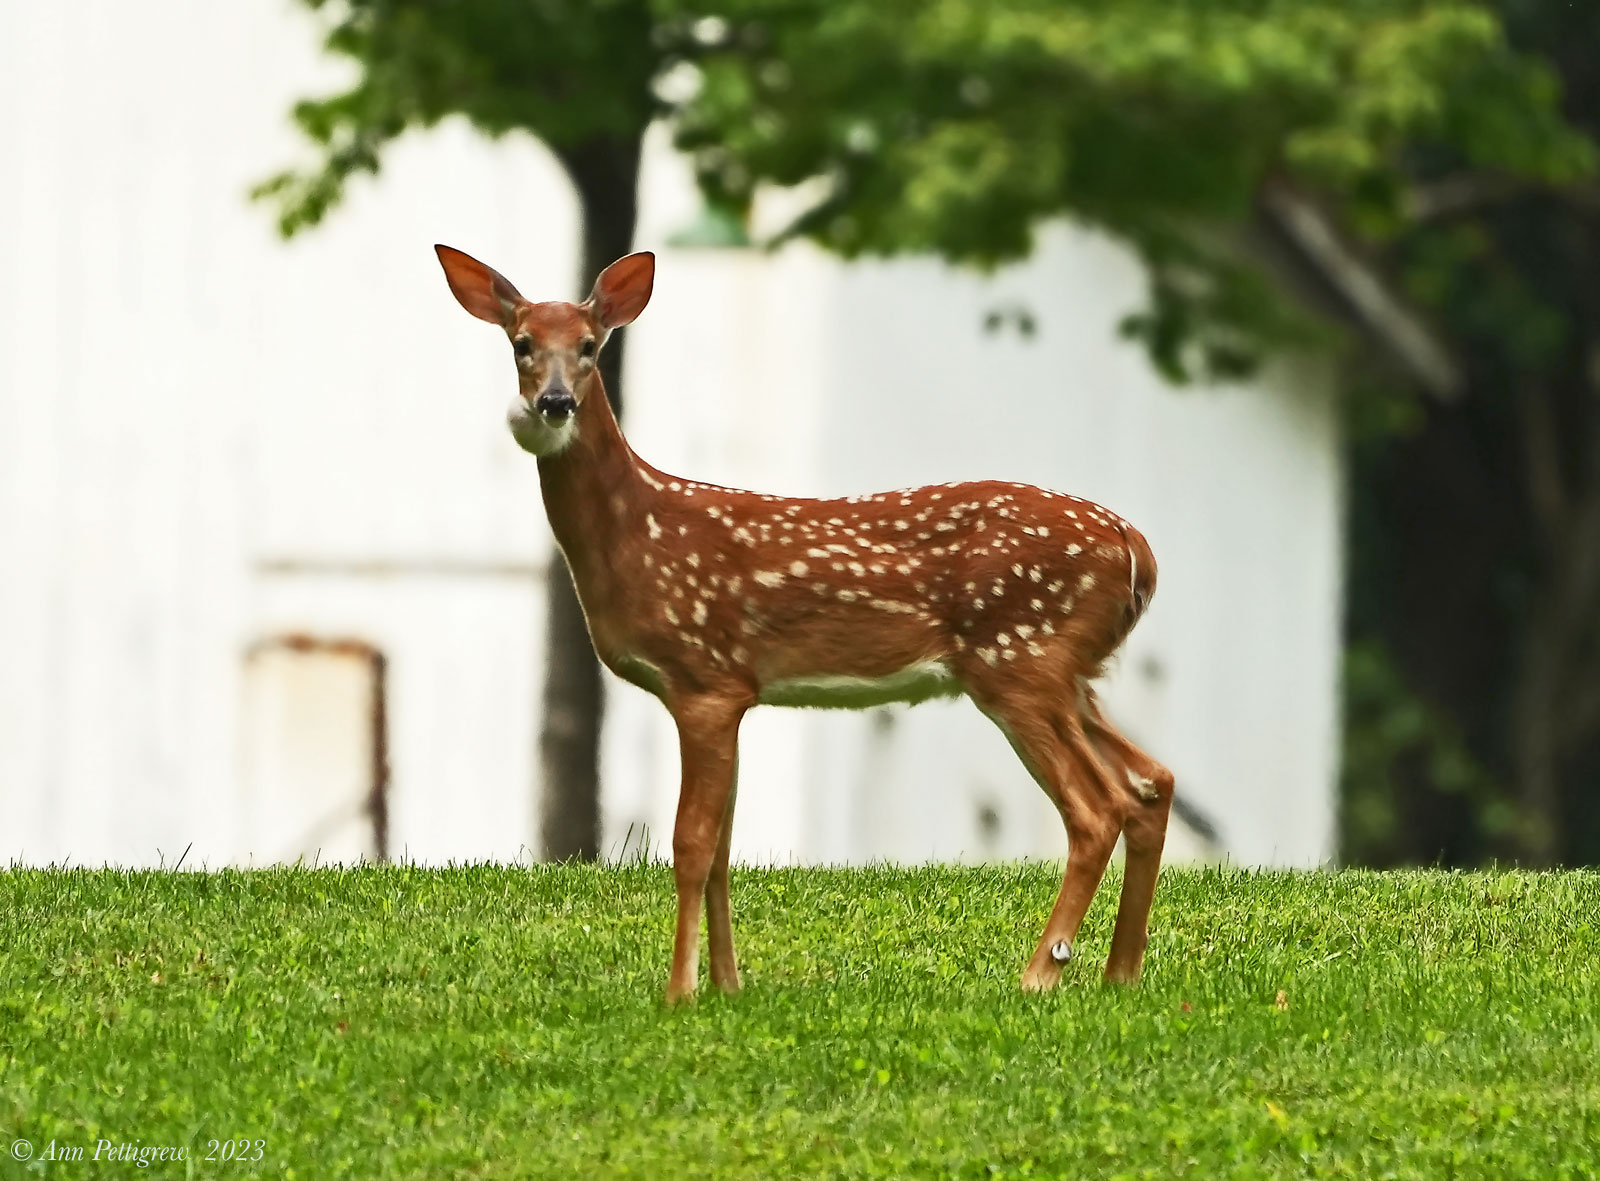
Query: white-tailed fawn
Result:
<box><xmin>436</xmin><ymin>244</ymin><xmax>1175</xmax><ymax>1002</ymax></box>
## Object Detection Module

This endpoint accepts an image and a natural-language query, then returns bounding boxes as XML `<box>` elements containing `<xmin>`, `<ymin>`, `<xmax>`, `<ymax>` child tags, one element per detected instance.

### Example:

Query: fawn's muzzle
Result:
<box><xmin>537</xmin><ymin>389</ymin><xmax>577</xmax><ymax>420</ymax></box>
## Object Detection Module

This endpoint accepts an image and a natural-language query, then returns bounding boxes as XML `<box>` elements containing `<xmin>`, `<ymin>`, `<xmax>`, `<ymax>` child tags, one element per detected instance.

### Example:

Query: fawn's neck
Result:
<box><xmin>535</xmin><ymin>376</ymin><xmax>655</xmax><ymax>605</ymax></box>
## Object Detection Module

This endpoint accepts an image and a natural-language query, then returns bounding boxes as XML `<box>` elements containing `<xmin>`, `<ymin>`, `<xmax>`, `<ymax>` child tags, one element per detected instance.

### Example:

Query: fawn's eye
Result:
<box><xmin>579</xmin><ymin>338</ymin><xmax>597</xmax><ymax>360</ymax></box>
<box><xmin>513</xmin><ymin>338</ymin><xmax>532</xmax><ymax>358</ymax></box>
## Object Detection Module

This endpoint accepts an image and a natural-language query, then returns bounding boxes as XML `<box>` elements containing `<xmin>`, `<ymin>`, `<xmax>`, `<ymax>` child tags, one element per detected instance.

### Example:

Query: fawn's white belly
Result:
<box><xmin>758</xmin><ymin>660</ymin><xmax>963</xmax><ymax>709</ymax></box>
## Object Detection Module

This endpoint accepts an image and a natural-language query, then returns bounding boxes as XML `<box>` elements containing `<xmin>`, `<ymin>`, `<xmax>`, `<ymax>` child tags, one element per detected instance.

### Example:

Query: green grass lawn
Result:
<box><xmin>2</xmin><ymin>863</ymin><xmax>1597</xmax><ymax>1178</ymax></box>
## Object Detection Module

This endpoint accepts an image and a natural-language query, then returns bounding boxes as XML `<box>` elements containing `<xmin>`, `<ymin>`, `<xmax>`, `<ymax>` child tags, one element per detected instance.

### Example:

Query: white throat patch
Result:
<box><xmin>507</xmin><ymin>400</ymin><xmax>578</xmax><ymax>458</ymax></box>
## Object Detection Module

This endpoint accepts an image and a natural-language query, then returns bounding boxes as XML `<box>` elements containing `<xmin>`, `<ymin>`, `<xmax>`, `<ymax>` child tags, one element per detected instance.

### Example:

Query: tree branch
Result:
<box><xmin>1405</xmin><ymin>174</ymin><xmax>1600</xmax><ymax>222</ymax></box>
<box><xmin>1259</xmin><ymin>178</ymin><xmax>1463</xmax><ymax>402</ymax></box>
<box><xmin>1406</xmin><ymin>173</ymin><xmax>1534</xmax><ymax>221</ymax></box>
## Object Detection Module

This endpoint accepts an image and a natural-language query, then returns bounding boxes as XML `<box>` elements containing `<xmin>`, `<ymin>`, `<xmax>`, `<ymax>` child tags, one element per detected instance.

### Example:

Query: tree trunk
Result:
<box><xmin>537</xmin><ymin>133</ymin><xmax>644</xmax><ymax>861</ymax></box>
<box><xmin>1505</xmin><ymin>367</ymin><xmax>1600</xmax><ymax>866</ymax></box>
<box><xmin>1511</xmin><ymin>605</ymin><xmax>1563</xmax><ymax>866</ymax></box>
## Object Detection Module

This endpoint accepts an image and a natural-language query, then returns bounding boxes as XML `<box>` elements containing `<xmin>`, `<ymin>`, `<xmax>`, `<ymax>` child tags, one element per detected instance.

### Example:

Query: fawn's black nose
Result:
<box><xmin>537</xmin><ymin>389</ymin><xmax>577</xmax><ymax>420</ymax></box>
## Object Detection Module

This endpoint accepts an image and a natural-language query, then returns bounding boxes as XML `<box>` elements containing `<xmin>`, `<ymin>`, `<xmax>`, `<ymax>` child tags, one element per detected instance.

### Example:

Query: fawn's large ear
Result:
<box><xmin>434</xmin><ymin>244</ymin><xmax>526</xmax><ymax>327</ymax></box>
<box><xmin>587</xmin><ymin>252</ymin><xmax>655</xmax><ymax>330</ymax></box>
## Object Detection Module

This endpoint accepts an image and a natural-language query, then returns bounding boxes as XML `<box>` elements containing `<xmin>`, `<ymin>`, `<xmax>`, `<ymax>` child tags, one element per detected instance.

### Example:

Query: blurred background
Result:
<box><xmin>1</xmin><ymin>0</ymin><xmax>1596</xmax><ymax>870</ymax></box>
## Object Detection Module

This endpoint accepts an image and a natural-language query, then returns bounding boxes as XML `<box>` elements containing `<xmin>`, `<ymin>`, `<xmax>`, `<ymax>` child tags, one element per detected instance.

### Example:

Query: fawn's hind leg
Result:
<box><xmin>1082</xmin><ymin>691</ymin><xmax>1174</xmax><ymax>983</ymax></box>
<box><xmin>969</xmin><ymin>677</ymin><xmax>1130</xmax><ymax>992</ymax></box>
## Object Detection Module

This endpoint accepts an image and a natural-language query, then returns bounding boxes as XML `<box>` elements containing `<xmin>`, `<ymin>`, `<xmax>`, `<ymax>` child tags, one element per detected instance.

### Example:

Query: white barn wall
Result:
<box><xmin>0</xmin><ymin>0</ymin><xmax>571</xmax><ymax>866</ymax></box>
<box><xmin>1</xmin><ymin>2</ymin><xmax>1341</xmax><ymax>868</ymax></box>
<box><xmin>0</xmin><ymin>1</ymin><xmax>260</xmax><ymax>865</ymax></box>
<box><xmin>815</xmin><ymin>235</ymin><xmax>1344</xmax><ymax>867</ymax></box>
<box><xmin>608</xmin><ymin>143</ymin><xmax>1343</xmax><ymax>868</ymax></box>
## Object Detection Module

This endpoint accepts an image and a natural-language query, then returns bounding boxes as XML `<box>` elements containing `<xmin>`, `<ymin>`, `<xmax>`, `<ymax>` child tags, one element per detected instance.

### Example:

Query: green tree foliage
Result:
<box><xmin>254</xmin><ymin>0</ymin><xmax>660</xmax><ymax>237</ymax></box>
<box><xmin>669</xmin><ymin>0</ymin><xmax>1591</xmax><ymax>383</ymax></box>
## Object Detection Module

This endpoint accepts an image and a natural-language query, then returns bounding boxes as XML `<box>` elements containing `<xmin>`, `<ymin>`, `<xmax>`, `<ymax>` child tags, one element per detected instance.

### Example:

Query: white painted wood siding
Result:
<box><xmin>1</xmin><ymin>2</ymin><xmax>1340</xmax><ymax>868</ymax></box>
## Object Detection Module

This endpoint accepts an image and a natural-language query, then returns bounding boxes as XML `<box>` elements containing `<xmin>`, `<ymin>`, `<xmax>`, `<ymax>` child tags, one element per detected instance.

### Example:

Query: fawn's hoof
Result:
<box><xmin>664</xmin><ymin>982</ymin><xmax>698</xmax><ymax>1007</ymax></box>
<box><xmin>1020</xmin><ymin>966</ymin><xmax>1061</xmax><ymax>993</ymax></box>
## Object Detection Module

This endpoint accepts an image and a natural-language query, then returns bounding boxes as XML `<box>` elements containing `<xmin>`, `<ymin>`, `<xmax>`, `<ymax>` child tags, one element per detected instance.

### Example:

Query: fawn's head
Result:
<box><xmin>434</xmin><ymin>245</ymin><xmax>655</xmax><ymax>457</ymax></box>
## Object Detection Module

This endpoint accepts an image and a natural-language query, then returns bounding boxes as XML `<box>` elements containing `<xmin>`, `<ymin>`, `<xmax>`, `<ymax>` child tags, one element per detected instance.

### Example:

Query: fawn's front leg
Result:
<box><xmin>706</xmin><ymin>778</ymin><xmax>741</xmax><ymax>994</ymax></box>
<box><xmin>666</xmin><ymin>693</ymin><xmax>747</xmax><ymax>1004</ymax></box>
